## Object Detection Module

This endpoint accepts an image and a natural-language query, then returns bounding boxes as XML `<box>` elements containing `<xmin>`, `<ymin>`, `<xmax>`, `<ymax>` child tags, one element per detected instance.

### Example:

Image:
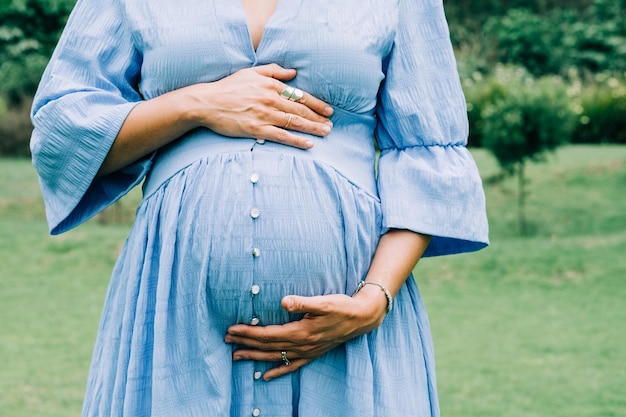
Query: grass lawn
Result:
<box><xmin>1</xmin><ymin>145</ymin><xmax>625</xmax><ymax>417</ymax></box>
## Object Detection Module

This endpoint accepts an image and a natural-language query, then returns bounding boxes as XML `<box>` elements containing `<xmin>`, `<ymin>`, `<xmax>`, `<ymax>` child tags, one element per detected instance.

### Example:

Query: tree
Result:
<box><xmin>0</xmin><ymin>0</ymin><xmax>74</xmax><ymax>103</ymax></box>
<box><xmin>479</xmin><ymin>66</ymin><xmax>576</xmax><ymax>235</ymax></box>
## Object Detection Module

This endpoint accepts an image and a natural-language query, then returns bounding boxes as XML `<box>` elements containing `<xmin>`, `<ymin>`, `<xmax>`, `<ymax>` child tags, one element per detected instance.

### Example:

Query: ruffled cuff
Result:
<box><xmin>47</xmin><ymin>155</ymin><xmax>153</xmax><ymax>234</ymax></box>
<box><xmin>31</xmin><ymin>101</ymin><xmax>151</xmax><ymax>234</ymax></box>
<box><xmin>377</xmin><ymin>145</ymin><xmax>489</xmax><ymax>257</ymax></box>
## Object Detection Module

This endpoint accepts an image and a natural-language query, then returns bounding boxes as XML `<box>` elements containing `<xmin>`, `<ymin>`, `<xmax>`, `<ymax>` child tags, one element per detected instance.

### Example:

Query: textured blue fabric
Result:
<box><xmin>31</xmin><ymin>0</ymin><xmax>489</xmax><ymax>416</ymax></box>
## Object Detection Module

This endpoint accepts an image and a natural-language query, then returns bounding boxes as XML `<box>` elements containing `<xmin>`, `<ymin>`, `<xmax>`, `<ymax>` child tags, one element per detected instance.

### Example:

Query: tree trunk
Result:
<box><xmin>517</xmin><ymin>163</ymin><xmax>528</xmax><ymax>236</ymax></box>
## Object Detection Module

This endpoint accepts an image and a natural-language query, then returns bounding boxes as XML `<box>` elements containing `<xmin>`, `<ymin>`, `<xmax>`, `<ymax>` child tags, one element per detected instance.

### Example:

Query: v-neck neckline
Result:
<box><xmin>240</xmin><ymin>0</ymin><xmax>283</xmax><ymax>54</ymax></box>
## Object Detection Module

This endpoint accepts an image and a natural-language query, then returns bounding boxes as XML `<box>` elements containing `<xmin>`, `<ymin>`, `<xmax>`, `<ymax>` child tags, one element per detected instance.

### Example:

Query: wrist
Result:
<box><xmin>352</xmin><ymin>281</ymin><xmax>391</xmax><ymax>327</ymax></box>
<box><xmin>172</xmin><ymin>84</ymin><xmax>215</xmax><ymax>131</ymax></box>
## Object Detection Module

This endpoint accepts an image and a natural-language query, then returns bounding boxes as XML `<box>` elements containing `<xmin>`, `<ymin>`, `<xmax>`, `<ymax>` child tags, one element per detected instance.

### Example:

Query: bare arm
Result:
<box><xmin>98</xmin><ymin>64</ymin><xmax>334</xmax><ymax>176</ymax></box>
<box><xmin>353</xmin><ymin>229</ymin><xmax>432</xmax><ymax>321</ymax></box>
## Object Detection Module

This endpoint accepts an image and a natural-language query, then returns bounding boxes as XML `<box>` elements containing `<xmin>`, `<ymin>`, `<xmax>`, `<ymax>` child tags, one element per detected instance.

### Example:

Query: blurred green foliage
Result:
<box><xmin>571</xmin><ymin>73</ymin><xmax>626</xmax><ymax>144</ymax></box>
<box><xmin>482</xmin><ymin>2</ymin><xmax>626</xmax><ymax>76</ymax></box>
<box><xmin>0</xmin><ymin>0</ymin><xmax>74</xmax><ymax>155</ymax></box>
<box><xmin>0</xmin><ymin>0</ymin><xmax>625</xmax><ymax>157</ymax></box>
<box><xmin>475</xmin><ymin>66</ymin><xmax>575</xmax><ymax>171</ymax></box>
<box><xmin>0</xmin><ymin>0</ymin><xmax>74</xmax><ymax>103</ymax></box>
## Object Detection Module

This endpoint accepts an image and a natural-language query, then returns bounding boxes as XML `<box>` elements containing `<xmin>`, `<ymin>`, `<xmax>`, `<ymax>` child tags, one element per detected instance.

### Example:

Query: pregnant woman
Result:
<box><xmin>31</xmin><ymin>0</ymin><xmax>489</xmax><ymax>416</ymax></box>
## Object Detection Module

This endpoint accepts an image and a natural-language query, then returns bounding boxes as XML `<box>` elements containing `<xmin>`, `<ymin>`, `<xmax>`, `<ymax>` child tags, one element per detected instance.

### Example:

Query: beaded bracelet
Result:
<box><xmin>353</xmin><ymin>280</ymin><xmax>393</xmax><ymax>314</ymax></box>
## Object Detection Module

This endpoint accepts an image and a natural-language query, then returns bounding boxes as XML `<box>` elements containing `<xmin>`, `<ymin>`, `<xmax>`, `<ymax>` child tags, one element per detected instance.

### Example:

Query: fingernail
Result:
<box><xmin>324</xmin><ymin>106</ymin><xmax>334</xmax><ymax>116</ymax></box>
<box><xmin>304</xmin><ymin>140</ymin><xmax>314</xmax><ymax>148</ymax></box>
<box><xmin>321</xmin><ymin>124</ymin><xmax>331</xmax><ymax>135</ymax></box>
<box><xmin>283</xmin><ymin>296</ymin><xmax>294</xmax><ymax>310</ymax></box>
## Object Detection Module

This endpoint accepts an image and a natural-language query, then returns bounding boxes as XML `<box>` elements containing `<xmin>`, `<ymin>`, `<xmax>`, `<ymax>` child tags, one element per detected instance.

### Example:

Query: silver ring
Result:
<box><xmin>280</xmin><ymin>87</ymin><xmax>295</xmax><ymax>100</ymax></box>
<box><xmin>281</xmin><ymin>351</ymin><xmax>291</xmax><ymax>366</ymax></box>
<box><xmin>289</xmin><ymin>88</ymin><xmax>304</xmax><ymax>102</ymax></box>
<box><xmin>284</xmin><ymin>113</ymin><xmax>293</xmax><ymax>129</ymax></box>
<box><xmin>280</xmin><ymin>87</ymin><xmax>304</xmax><ymax>102</ymax></box>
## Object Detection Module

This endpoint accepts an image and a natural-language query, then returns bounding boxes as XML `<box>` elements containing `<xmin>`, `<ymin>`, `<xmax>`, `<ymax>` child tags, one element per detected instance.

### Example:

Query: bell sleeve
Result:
<box><xmin>376</xmin><ymin>0</ymin><xmax>489</xmax><ymax>257</ymax></box>
<box><xmin>30</xmin><ymin>0</ymin><xmax>150</xmax><ymax>235</ymax></box>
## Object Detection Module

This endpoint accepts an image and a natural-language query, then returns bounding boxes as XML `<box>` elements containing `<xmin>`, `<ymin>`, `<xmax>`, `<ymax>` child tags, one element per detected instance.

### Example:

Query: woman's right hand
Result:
<box><xmin>100</xmin><ymin>64</ymin><xmax>331</xmax><ymax>176</ymax></box>
<box><xmin>181</xmin><ymin>64</ymin><xmax>334</xmax><ymax>149</ymax></box>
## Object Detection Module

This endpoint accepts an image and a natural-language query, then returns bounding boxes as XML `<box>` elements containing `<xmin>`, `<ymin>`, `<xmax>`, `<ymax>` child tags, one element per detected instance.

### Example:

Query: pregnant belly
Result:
<box><xmin>169</xmin><ymin>150</ymin><xmax>352</xmax><ymax>329</ymax></box>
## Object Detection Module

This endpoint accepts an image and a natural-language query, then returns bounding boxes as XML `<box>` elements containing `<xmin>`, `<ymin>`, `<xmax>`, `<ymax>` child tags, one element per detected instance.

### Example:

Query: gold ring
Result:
<box><xmin>284</xmin><ymin>113</ymin><xmax>293</xmax><ymax>129</ymax></box>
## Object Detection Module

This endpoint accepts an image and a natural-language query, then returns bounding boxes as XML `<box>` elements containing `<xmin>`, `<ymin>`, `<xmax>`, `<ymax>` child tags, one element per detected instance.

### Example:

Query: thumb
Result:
<box><xmin>253</xmin><ymin>63</ymin><xmax>296</xmax><ymax>81</ymax></box>
<box><xmin>282</xmin><ymin>295</ymin><xmax>331</xmax><ymax>315</ymax></box>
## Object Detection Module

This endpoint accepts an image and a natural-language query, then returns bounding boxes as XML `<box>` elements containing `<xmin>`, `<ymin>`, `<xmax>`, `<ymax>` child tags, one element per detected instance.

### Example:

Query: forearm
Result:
<box><xmin>353</xmin><ymin>229</ymin><xmax>432</xmax><ymax>319</ymax></box>
<box><xmin>98</xmin><ymin>87</ymin><xmax>199</xmax><ymax>176</ymax></box>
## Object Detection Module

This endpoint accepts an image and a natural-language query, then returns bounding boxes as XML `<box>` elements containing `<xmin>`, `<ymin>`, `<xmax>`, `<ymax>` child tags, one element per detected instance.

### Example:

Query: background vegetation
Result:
<box><xmin>1</xmin><ymin>0</ymin><xmax>625</xmax><ymax>156</ymax></box>
<box><xmin>1</xmin><ymin>0</ymin><xmax>625</xmax><ymax>416</ymax></box>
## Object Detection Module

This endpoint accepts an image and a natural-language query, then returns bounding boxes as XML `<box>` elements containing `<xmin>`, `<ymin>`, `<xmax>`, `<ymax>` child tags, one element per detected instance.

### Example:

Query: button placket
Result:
<box><xmin>248</xmin><ymin>161</ymin><xmax>264</xmax><ymax>392</ymax></box>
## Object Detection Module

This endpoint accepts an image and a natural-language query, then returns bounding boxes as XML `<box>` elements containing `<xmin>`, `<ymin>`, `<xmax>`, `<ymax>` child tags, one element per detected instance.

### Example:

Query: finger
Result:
<box><xmin>226</xmin><ymin>334</ymin><xmax>294</xmax><ymax>351</ymax></box>
<box><xmin>280</xmin><ymin>100</ymin><xmax>334</xmax><ymax>127</ymax></box>
<box><xmin>226</xmin><ymin>333</ymin><xmax>331</xmax><ymax>357</ymax></box>
<box><xmin>232</xmin><ymin>349</ymin><xmax>288</xmax><ymax>363</ymax></box>
<box><xmin>275</xmin><ymin>84</ymin><xmax>334</xmax><ymax>118</ymax></box>
<box><xmin>275</xmin><ymin>111</ymin><xmax>332</xmax><ymax>137</ymax></box>
<box><xmin>278</xmin><ymin>90</ymin><xmax>334</xmax><ymax>118</ymax></box>
<box><xmin>252</xmin><ymin>125</ymin><xmax>315</xmax><ymax>149</ymax></box>
<box><xmin>293</xmin><ymin>90</ymin><xmax>334</xmax><ymax>117</ymax></box>
<box><xmin>226</xmin><ymin>322</ymin><xmax>305</xmax><ymax>348</ymax></box>
<box><xmin>263</xmin><ymin>358</ymin><xmax>312</xmax><ymax>381</ymax></box>
<box><xmin>252</xmin><ymin>63</ymin><xmax>296</xmax><ymax>81</ymax></box>
<box><xmin>282</xmin><ymin>294</ymin><xmax>345</xmax><ymax>315</ymax></box>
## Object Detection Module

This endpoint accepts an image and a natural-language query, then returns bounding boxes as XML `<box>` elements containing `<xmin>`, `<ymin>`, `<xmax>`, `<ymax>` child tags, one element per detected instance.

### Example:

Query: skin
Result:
<box><xmin>101</xmin><ymin>0</ymin><xmax>433</xmax><ymax>381</ymax></box>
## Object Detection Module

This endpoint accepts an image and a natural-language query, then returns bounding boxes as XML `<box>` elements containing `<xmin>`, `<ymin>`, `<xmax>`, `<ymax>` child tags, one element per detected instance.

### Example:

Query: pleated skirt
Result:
<box><xmin>82</xmin><ymin>146</ymin><xmax>440</xmax><ymax>417</ymax></box>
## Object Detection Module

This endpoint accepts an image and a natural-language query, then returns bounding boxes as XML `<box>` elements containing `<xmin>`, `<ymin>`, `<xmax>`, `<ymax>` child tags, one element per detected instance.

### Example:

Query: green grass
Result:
<box><xmin>1</xmin><ymin>145</ymin><xmax>625</xmax><ymax>417</ymax></box>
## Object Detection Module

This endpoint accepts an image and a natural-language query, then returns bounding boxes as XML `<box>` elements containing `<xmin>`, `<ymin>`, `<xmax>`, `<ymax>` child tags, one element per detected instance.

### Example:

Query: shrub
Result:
<box><xmin>466</xmin><ymin>65</ymin><xmax>576</xmax><ymax>235</ymax></box>
<box><xmin>483</xmin><ymin>8</ymin><xmax>559</xmax><ymax>77</ymax></box>
<box><xmin>480</xmin><ymin>65</ymin><xmax>575</xmax><ymax>170</ymax></box>
<box><xmin>481</xmin><ymin>1</ymin><xmax>626</xmax><ymax>77</ymax></box>
<box><xmin>571</xmin><ymin>73</ymin><xmax>626</xmax><ymax>144</ymax></box>
<box><xmin>0</xmin><ymin>0</ymin><xmax>74</xmax><ymax>103</ymax></box>
<box><xmin>0</xmin><ymin>97</ymin><xmax>33</xmax><ymax>157</ymax></box>
<box><xmin>462</xmin><ymin>69</ymin><xmax>511</xmax><ymax>148</ymax></box>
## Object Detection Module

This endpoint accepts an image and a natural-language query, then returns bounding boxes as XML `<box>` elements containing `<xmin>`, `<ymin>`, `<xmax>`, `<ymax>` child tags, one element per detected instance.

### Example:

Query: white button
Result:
<box><xmin>252</xmin><ymin>248</ymin><xmax>261</xmax><ymax>258</ymax></box>
<box><xmin>253</xmin><ymin>370</ymin><xmax>262</xmax><ymax>380</ymax></box>
<box><xmin>251</xmin><ymin>284</ymin><xmax>261</xmax><ymax>295</ymax></box>
<box><xmin>252</xmin><ymin>408</ymin><xmax>261</xmax><ymax>417</ymax></box>
<box><xmin>250</xmin><ymin>208</ymin><xmax>260</xmax><ymax>219</ymax></box>
<box><xmin>250</xmin><ymin>173</ymin><xmax>260</xmax><ymax>184</ymax></box>
<box><xmin>256</xmin><ymin>139</ymin><xmax>265</xmax><ymax>144</ymax></box>
<box><xmin>250</xmin><ymin>317</ymin><xmax>260</xmax><ymax>326</ymax></box>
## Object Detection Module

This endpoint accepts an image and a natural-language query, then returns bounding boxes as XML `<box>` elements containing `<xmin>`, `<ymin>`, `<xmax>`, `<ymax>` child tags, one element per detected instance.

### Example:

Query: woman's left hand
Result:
<box><xmin>224</xmin><ymin>288</ymin><xmax>388</xmax><ymax>381</ymax></box>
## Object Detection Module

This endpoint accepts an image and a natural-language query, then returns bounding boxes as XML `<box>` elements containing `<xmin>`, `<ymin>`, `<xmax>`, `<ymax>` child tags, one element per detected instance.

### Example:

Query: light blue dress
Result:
<box><xmin>31</xmin><ymin>0</ymin><xmax>489</xmax><ymax>416</ymax></box>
